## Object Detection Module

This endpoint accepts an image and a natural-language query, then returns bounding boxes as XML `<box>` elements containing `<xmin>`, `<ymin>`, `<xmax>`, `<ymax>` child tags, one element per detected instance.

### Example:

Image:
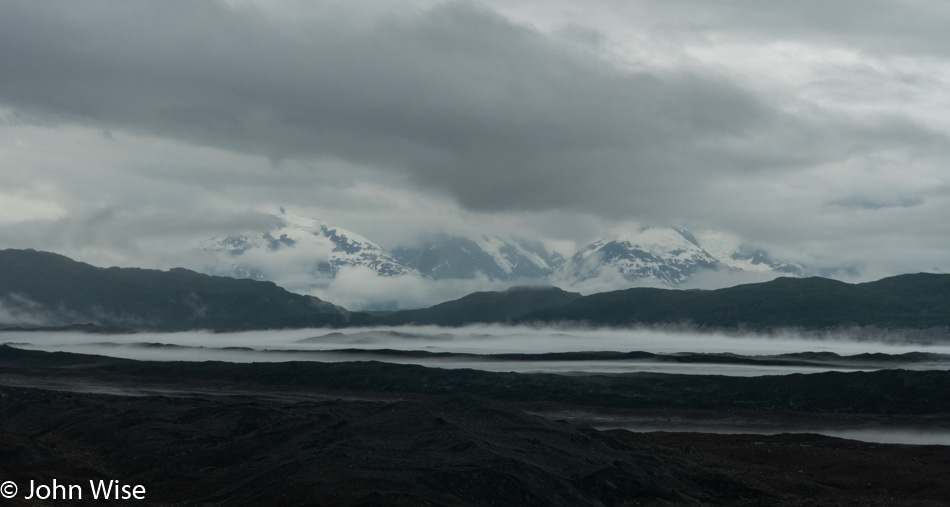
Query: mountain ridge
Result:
<box><xmin>517</xmin><ymin>273</ymin><xmax>950</xmax><ymax>331</ymax></box>
<box><xmin>3</xmin><ymin>248</ymin><xmax>946</xmax><ymax>334</ymax></box>
<box><xmin>553</xmin><ymin>227</ymin><xmax>804</xmax><ymax>289</ymax></box>
<box><xmin>201</xmin><ymin>208</ymin><xmax>417</xmax><ymax>288</ymax></box>
<box><xmin>0</xmin><ymin>248</ymin><xmax>371</xmax><ymax>331</ymax></box>
<box><xmin>198</xmin><ymin>210</ymin><xmax>805</xmax><ymax>293</ymax></box>
<box><xmin>378</xmin><ymin>285</ymin><xmax>582</xmax><ymax>326</ymax></box>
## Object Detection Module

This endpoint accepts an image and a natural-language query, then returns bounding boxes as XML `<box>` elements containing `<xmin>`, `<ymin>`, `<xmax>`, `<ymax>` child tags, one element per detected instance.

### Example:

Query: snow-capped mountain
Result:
<box><xmin>200</xmin><ymin>209</ymin><xmax>416</xmax><ymax>289</ymax></box>
<box><xmin>392</xmin><ymin>235</ymin><xmax>565</xmax><ymax>281</ymax></box>
<box><xmin>197</xmin><ymin>210</ymin><xmax>803</xmax><ymax>305</ymax></box>
<box><xmin>556</xmin><ymin>227</ymin><xmax>726</xmax><ymax>287</ymax></box>
<box><xmin>553</xmin><ymin>227</ymin><xmax>806</xmax><ymax>290</ymax></box>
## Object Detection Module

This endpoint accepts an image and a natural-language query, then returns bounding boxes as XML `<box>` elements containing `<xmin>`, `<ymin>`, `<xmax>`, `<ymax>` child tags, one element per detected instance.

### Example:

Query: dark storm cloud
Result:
<box><xmin>0</xmin><ymin>2</ymin><xmax>855</xmax><ymax>215</ymax></box>
<box><xmin>1</xmin><ymin>0</ymin><xmax>947</xmax><ymax>223</ymax></box>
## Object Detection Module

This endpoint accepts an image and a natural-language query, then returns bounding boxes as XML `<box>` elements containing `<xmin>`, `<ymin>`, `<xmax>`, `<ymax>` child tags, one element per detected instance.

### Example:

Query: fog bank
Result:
<box><xmin>6</xmin><ymin>325</ymin><xmax>950</xmax><ymax>377</ymax></box>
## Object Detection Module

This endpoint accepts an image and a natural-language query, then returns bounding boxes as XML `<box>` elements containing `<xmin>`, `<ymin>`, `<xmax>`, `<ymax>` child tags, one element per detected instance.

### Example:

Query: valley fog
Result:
<box><xmin>7</xmin><ymin>325</ymin><xmax>950</xmax><ymax>446</ymax></box>
<box><xmin>6</xmin><ymin>325</ymin><xmax>950</xmax><ymax>377</ymax></box>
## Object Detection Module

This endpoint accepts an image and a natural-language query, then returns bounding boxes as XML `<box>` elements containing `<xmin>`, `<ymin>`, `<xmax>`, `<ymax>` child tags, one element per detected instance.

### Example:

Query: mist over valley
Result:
<box><xmin>7</xmin><ymin>325</ymin><xmax>950</xmax><ymax>377</ymax></box>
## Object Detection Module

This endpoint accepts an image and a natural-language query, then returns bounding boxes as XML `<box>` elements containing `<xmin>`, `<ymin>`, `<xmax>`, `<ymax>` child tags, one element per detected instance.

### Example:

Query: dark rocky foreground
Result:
<box><xmin>0</xmin><ymin>388</ymin><xmax>751</xmax><ymax>506</ymax></box>
<box><xmin>0</xmin><ymin>346</ymin><xmax>948</xmax><ymax>506</ymax></box>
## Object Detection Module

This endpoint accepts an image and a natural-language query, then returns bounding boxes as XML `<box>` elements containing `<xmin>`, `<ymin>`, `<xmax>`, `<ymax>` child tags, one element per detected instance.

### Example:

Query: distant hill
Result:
<box><xmin>0</xmin><ymin>249</ymin><xmax>371</xmax><ymax>331</ymax></box>
<box><xmin>378</xmin><ymin>286</ymin><xmax>582</xmax><ymax>326</ymax></box>
<box><xmin>3</xmin><ymin>249</ymin><xmax>947</xmax><ymax>333</ymax></box>
<box><xmin>517</xmin><ymin>274</ymin><xmax>950</xmax><ymax>331</ymax></box>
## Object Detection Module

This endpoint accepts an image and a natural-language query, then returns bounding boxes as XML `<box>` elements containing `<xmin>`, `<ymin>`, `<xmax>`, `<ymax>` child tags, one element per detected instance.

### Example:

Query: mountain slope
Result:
<box><xmin>554</xmin><ymin>227</ymin><xmax>805</xmax><ymax>289</ymax></box>
<box><xmin>556</xmin><ymin>227</ymin><xmax>725</xmax><ymax>286</ymax></box>
<box><xmin>518</xmin><ymin>273</ymin><xmax>950</xmax><ymax>331</ymax></box>
<box><xmin>201</xmin><ymin>208</ymin><xmax>416</xmax><ymax>286</ymax></box>
<box><xmin>199</xmin><ymin>213</ymin><xmax>802</xmax><ymax>293</ymax></box>
<box><xmin>392</xmin><ymin>235</ymin><xmax>564</xmax><ymax>281</ymax></box>
<box><xmin>379</xmin><ymin>286</ymin><xmax>582</xmax><ymax>326</ymax></box>
<box><xmin>0</xmin><ymin>249</ymin><xmax>369</xmax><ymax>331</ymax></box>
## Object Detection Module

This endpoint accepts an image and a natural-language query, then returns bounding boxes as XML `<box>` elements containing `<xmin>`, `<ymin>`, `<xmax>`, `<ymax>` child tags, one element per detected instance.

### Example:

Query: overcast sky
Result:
<box><xmin>1</xmin><ymin>0</ymin><xmax>948</xmax><ymax>281</ymax></box>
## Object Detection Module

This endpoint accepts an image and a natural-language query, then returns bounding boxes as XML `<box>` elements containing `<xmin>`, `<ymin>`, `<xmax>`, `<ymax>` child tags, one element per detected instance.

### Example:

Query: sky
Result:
<box><xmin>1</xmin><ymin>0</ymin><xmax>949</xmax><ymax>296</ymax></box>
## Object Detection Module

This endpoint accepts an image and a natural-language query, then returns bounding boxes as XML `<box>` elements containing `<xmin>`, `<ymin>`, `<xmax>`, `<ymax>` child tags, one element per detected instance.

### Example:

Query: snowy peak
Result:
<box><xmin>392</xmin><ymin>235</ymin><xmax>565</xmax><ymax>281</ymax></box>
<box><xmin>559</xmin><ymin>227</ymin><xmax>724</xmax><ymax>286</ymax></box>
<box><xmin>198</xmin><ymin>211</ymin><xmax>802</xmax><ymax>299</ymax></box>
<box><xmin>200</xmin><ymin>209</ymin><xmax>416</xmax><ymax>289</ymax></box>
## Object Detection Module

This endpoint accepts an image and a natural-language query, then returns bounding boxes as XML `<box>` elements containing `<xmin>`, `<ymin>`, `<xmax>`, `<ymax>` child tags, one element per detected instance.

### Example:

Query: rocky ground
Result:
<box><xmin>0</xmin><ymin>345</ymin><xmax>948</xmax><ymax>506</ymax></box>
<box><xmin>614</xmin><ymin>431</ymin><xmax>950</xmax><ymax>506</ymax></box>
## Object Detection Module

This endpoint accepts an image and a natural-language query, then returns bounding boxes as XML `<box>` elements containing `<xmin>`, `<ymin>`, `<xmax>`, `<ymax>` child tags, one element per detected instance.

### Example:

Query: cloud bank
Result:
<box><xmin>0</xmin><ymin>0</ymin><xmax>948</xmax><ymax>298</ymax></box>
